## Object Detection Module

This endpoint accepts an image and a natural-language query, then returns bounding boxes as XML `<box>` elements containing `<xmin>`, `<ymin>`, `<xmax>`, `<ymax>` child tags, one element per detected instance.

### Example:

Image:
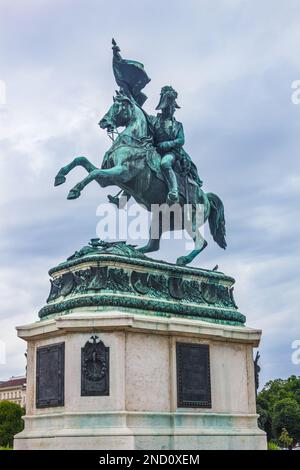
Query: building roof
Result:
<box><xmin>0</xmin><ymin>376</ymin><xmax>26</xmax><ymax>389</ymax></box>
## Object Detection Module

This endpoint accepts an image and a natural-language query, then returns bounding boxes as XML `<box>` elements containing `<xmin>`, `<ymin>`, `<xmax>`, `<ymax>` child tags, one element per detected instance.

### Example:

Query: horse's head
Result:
<box><xmin>99</xmin><ymin>92</ymin><xmax>134</xmax><ymax>132</ymax></box>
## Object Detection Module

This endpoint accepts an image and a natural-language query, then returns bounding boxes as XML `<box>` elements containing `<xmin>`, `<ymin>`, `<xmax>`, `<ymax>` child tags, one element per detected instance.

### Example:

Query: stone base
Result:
<box><xmin>14</xmin><ymin>412</ymin><xmax>266</xmax><ymax>450</ymax></box>
<box><xmin>14</xmin><ymin>310</ymin><xmax>266</xmax><ymax>450</ymax></box>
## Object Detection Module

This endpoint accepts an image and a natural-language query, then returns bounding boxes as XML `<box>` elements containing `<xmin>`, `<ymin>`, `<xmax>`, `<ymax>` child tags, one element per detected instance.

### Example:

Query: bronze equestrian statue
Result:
<box><xmin>54</xmin><ymin>39</ymin><xmax>226</xmax><ymax>266</ymax></box>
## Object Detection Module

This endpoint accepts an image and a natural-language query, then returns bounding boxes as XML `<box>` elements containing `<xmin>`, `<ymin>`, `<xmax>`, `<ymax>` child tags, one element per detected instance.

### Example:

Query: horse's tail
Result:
<box><xmin>207</xmin><ymin>192</ymin><xmax>227</xmax><ymax>249</ymax></box>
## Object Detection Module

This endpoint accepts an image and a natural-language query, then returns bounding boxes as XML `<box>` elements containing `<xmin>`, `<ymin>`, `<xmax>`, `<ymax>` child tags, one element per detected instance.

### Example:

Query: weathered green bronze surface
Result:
<box><xmin>54</xmin><ymin>40</ymin><xmax>227</xmax><ymax>266</ymax></box>
<box><xmin>38</xmin><ymin>239</ymin><xmax>244</xmax><ymax>326</ymax></box>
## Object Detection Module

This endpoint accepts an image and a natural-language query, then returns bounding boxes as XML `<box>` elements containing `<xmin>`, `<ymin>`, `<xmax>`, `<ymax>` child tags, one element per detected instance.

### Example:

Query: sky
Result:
<box><xmin>0</xmin><ymin>0</ymin><xmax>300</xmax><ymax>388</ymax></box>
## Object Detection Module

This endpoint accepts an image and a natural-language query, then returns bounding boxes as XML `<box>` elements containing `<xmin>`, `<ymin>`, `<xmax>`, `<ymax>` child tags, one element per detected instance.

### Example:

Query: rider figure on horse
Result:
<box><xmin>107</xmin><ymin>40</ymin><xmax>202</xmax><ymax>207</ymax></box>
<box><xmin>150</xmin><ymin>85</ymin><xmax>202</xmax><ymax>205</ymax></box>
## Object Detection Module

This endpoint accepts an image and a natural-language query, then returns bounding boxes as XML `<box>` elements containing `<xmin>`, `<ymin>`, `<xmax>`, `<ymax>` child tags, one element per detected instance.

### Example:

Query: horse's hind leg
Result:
<box><xmin>176</xmin><ymin>238</ymin><xmax>207</xmax><ymax>266</ymax></box>
<box><xmin>138</xmin><ymin>205</ymin><xmax>182</xmax><ymax>255</ymax></box>
<box><xmin>54</xmin><ymin>157</ymin><xmax>97</xmax><ymax>186</ymax></box>
<box><xmin>176</xmin><ymin>209</ymin><xmax>207</xmax><ymax>266</ymax></box>
<box><xmin>138</xmin><ymin>219</ymin><xmax>162</xmax><ymax>254</ymax></box>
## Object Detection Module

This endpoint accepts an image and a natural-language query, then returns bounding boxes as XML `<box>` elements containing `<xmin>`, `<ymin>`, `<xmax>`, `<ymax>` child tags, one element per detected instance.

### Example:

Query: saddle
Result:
<box><xmin>146</xmin><ymin>148</ymin><xmax>202</xmax><ymax>204</ymax></box>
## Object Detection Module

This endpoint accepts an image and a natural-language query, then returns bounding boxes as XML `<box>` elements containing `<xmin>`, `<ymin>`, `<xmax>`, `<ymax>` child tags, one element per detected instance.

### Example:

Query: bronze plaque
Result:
<box><xmin>36</xmin><ymin>342</ymin><xmax>65</xmax><ymax>408</ymax></box>
<box><xmin>81</xmin><ymin>335</ymin><xmax>109</xmax><ymax>396</ymax></box>
<box><xmin>176</xmin><ymin>342</ymin><xmax>211</xmax><ymax>408</ymax></box>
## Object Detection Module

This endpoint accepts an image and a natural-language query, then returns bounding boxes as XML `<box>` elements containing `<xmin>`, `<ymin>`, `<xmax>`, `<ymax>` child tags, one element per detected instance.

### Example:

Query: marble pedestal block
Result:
<box><xmin>14</xmin><ymin>312</ymin><xmax>266</xmax><ymax>450</ymax></box>
<box><xmin>14</xmin><ymin>241</ymin><xmax>266</xmax><ymax>450</ymax></box>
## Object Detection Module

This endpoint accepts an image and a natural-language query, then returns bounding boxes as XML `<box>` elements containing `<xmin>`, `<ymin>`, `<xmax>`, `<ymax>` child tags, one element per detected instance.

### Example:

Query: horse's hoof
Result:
<box><xmin>54</xmin><ymin>175</ymin><xmax>66</xmax><ymax>186</ymax></box>
<box><xmin>137</xmin><ymin>241</ymin><xmax>160</xmax><ymax>254</ymax></box>
<box><xmin>137</xmin><ymin>245</ymin><xmax>149</xmax><ymax>253</ymax></box>
<box><xmin>67</xmin><ymin>189</ymin><xmax>81</xmax><ymax>200</ymax></box>
<box><xmin>176</xmin><ymin>256</ymin><xmax>189</xmax><ymax>266</ymax></box>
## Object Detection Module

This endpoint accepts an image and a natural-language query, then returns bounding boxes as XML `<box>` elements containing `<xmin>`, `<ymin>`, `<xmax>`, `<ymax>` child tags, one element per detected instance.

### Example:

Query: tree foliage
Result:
<box><xmin>0</xmin><ymin>401</ymin><xmax>24</xmax><ymax>448</ymax></box>
<box><xmin>278</xmin><ymin>427</ymin><xmax>293</xmax><ymax>449</ymax></box>
<box><xmin>272</xmin><ymin>398</ymin><xmax>300</xmax><ymax>445</ymax></box>
<box><xmin>267</xmin><ymin>441</ymin><xmax>280</xmax><ymax>450</ymax></box>
<box><xmin>257</xmin><ymin>375</ymin><xmax>300</xmax><ymax>446</ymax></box>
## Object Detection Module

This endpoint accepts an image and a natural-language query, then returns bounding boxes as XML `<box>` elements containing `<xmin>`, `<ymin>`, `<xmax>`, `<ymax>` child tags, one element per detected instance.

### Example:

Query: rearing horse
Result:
<box><xmin>54</xmin><ymin>93</ymin><xmax>227</xmax><ymax>265</ymax></box>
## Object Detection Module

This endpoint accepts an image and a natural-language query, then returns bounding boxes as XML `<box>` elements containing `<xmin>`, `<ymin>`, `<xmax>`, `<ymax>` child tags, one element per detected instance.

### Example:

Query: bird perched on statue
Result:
<box><xmin>212</xmin><ymin>265</ymin><xmax>219</xmax><ymax>271</ymax></box>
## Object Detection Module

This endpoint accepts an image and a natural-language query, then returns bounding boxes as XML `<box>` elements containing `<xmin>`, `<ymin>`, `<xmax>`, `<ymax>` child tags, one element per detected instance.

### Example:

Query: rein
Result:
<box><xmin>106</xmin><ymin>131</ymin><xmax>153</xmax><ymax>155</ymax></box>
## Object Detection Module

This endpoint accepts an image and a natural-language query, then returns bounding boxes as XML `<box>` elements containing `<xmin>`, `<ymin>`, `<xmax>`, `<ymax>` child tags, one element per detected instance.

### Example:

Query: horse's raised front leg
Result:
<box><xmin>54</xmin><ymin>157</ymin><xmax>97</xmax><ymax>187</ymax></box>
<box><xmin>67</xmin><ymin>165</ymin><xmax>130</xmax><ymax>200</ymax></box>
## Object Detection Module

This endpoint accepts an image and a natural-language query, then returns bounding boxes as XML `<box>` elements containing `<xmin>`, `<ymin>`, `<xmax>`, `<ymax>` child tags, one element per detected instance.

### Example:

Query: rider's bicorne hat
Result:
<box><xmin>155</xmin><ymin>86</ymin><xmax>180</xmax><ymax>111</ymax></box>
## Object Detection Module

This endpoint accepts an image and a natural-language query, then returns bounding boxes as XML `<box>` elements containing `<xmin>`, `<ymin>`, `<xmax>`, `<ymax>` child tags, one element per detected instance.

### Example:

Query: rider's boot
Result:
<box><xmin>162</xmin><ymin>168</ymin><xmax>179</xmax><ymax>205</ymax></box>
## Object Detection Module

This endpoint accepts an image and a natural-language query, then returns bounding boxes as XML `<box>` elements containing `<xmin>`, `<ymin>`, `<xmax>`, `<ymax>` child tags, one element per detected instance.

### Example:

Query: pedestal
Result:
<box><xmin>14</xmin><ymin>240</ymin><xmax>266</xmax><ymax>450</ymax></box>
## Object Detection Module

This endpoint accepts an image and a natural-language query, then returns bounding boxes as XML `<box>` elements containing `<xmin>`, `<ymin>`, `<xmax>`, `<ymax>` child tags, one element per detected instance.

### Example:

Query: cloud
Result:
<box><xmin>0</xmin><ymin>0</ymin><xmax>300</xmax><ymax>386</ymax></box>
